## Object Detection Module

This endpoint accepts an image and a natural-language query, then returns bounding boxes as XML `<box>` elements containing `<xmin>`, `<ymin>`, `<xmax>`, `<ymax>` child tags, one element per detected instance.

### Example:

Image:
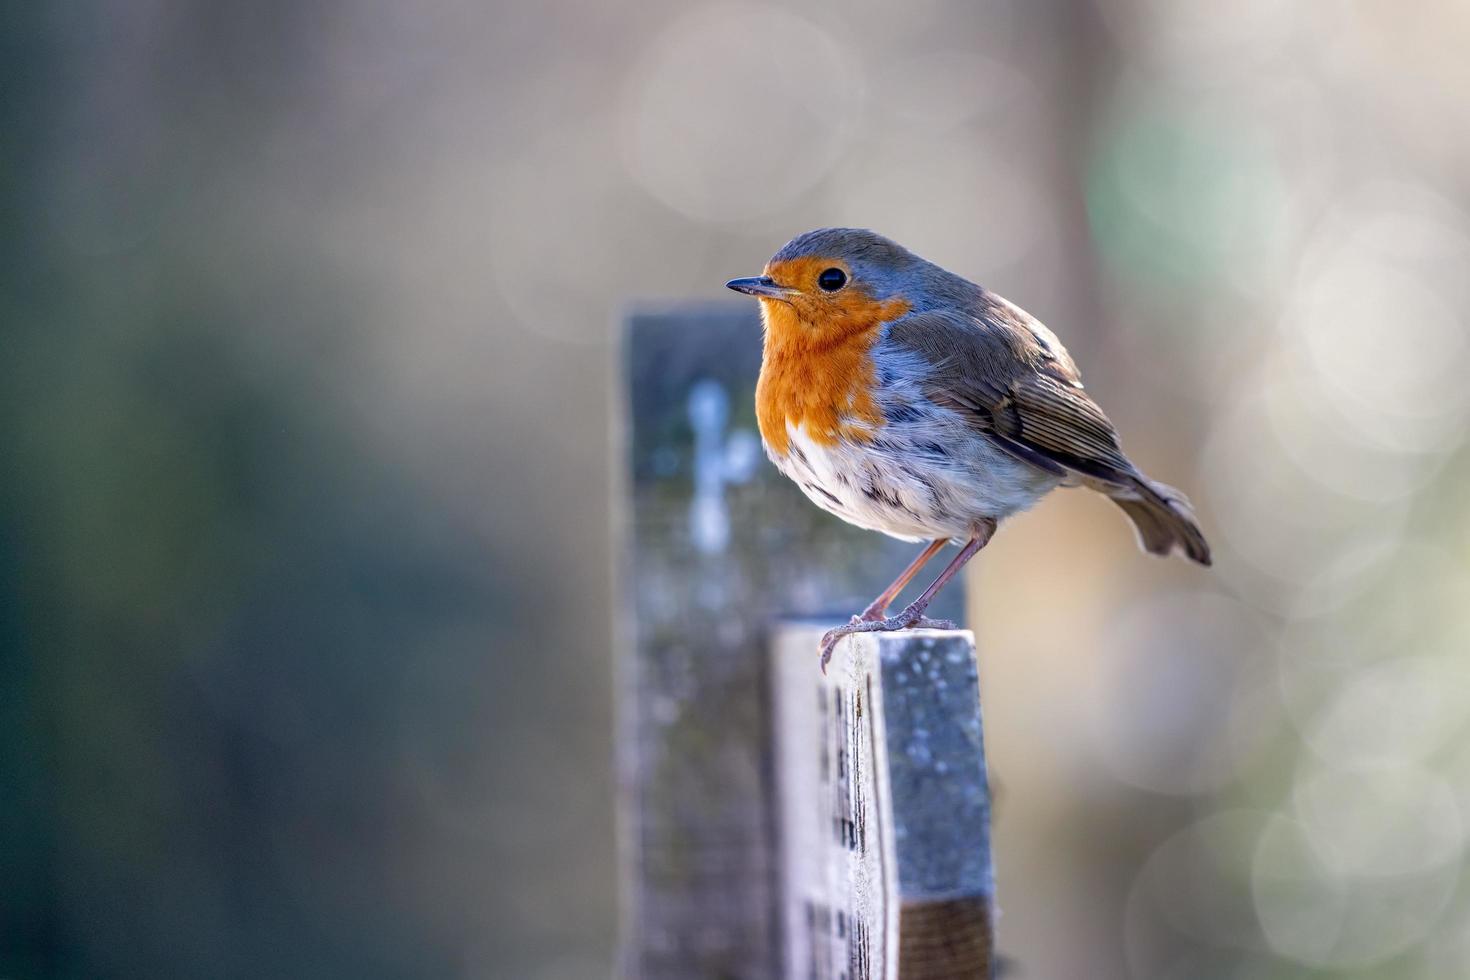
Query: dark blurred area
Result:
<box><xmin>3</xmin><ymin>1</ymin><xmax>1469</xmax><ymax>978</ymax></box>
<box><xmin>1</xmin><ymin>4</ymin><xmax>616</xmax><ymax>977</ymax></box>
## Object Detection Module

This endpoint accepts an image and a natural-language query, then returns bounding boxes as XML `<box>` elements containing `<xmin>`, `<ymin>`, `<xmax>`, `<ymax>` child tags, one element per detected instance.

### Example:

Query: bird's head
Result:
<box><xmin>726</xmin><ymin>228</ymin><xmax>924</xmax><ymax>347</ymax></box>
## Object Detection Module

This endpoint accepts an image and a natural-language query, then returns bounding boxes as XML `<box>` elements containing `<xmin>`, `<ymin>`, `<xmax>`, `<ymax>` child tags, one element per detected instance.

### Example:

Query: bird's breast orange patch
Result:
<box><xmin>754</xmin><ymin>265</ymin><xmax>910</xmax><ymax>456</ymax></box>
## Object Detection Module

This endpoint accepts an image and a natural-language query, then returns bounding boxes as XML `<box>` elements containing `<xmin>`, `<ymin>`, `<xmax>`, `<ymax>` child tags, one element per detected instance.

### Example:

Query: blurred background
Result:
<box><xmin>3</xmin><ymin>1</ymin><xmax>1469</xmax><ymax>977</ymax></box>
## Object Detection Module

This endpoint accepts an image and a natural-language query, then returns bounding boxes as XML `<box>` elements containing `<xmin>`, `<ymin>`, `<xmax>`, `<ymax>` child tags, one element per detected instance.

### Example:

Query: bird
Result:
<box><xmin>726</xmin><ymin>228</ymin><xmax>1210</xmax><ymax>670</ymax></box>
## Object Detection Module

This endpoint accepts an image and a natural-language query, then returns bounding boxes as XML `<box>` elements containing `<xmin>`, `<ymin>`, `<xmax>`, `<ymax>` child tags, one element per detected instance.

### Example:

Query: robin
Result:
<box><xmin>727</xmin><ymin>228</ymin><xmax>1210</xmax><ymax>670</ymax></box>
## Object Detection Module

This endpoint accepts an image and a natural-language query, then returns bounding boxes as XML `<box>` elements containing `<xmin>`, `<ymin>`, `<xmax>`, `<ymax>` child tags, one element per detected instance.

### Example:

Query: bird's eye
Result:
<box><xmin>817</xmin><ymin>267</ymin><xmax>847</xmax><ymax>292</ymax></box>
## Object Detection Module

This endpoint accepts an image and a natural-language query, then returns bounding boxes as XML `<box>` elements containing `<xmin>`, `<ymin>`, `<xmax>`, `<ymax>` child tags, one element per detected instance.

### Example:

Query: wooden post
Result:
<box><xmin>772</xmin><ymin>624</ymin><xmax>996</xmax><ymax>980</ymax></box>
<box><xmin>617</xmin><ymin>306</ymin><xmax>971</xmax><ymax>979</ymax></box>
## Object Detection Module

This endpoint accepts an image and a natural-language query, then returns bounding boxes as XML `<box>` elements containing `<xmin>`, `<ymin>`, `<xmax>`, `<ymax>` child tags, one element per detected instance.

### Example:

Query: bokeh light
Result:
<box><xmin>622</xmin><ymin>3</ymin><xmax>860</xmax><ymax>224</ymax></box>
<box><xmin>4</xmin><ymin>0</ymin><xmax>1468</xmax><ymax>977</ymax></box>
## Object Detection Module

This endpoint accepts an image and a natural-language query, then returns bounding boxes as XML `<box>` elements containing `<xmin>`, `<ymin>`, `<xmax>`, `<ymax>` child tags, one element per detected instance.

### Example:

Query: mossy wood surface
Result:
<box><xmin>772</xmin><ymin>626</ymin><xmax>995</xmax><ymax>980</ymax></box>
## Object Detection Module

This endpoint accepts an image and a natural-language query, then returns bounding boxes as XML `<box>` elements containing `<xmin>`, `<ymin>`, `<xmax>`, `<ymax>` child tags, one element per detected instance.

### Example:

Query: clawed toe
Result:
<box><xmin>817</xmin><ymin>609</ymin><xmax>959</xmax><ymax>673</ymax></box>
<box><xmin>818</xmin><ymin>630</ymin><xmax>843</xmax><ymax>674</ymax></box>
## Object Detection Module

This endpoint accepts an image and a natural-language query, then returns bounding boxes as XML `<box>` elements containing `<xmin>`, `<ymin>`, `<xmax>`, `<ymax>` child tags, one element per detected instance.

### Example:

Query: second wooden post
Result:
<box><xmin>772</xmin><ymin>625</ymin><xmax>996</xmax><ymax>980</ymax></box>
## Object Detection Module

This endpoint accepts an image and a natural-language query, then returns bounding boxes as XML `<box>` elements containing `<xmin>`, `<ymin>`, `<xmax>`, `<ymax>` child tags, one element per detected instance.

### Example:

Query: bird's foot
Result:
<box><xmin>819</xmin><ymin>603</ymin><xmax>957</xmax><ymax>673</ymax></box>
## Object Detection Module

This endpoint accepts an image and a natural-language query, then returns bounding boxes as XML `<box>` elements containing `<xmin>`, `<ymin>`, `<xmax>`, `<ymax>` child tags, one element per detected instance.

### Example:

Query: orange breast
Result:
<box><xmin>754</xmin><ymin>290</ymin><xmax>910</xmax><ymax>456</ymax></box>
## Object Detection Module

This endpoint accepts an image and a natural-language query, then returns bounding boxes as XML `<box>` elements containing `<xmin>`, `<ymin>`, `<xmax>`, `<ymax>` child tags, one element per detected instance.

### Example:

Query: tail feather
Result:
<box><xmin>1111</xmin><ymin>478</ymin><xmax>1211</xmax><ymax>566</ymax></box>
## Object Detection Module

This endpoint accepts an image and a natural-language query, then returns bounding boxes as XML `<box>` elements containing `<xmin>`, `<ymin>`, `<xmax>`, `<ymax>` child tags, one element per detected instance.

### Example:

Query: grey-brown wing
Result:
<box><xmin>886</xmin><ymin>306</ymin><xmax>1138</xmax><ymax>485</ymax></box>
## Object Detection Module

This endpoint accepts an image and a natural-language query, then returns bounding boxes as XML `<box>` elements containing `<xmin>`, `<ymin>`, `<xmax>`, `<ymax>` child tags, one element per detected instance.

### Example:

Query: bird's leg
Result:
<box><xmin>854</xmin><ymin>539</ymin><xmax>947</xmax><ymax>623</ymax></box>
<box><xmin>819</xmin><ymin>519</ymin><xmax>997</xmax><ymax>673</ymax></box>
<box><xmin>890</xmin><ymin>518</ymin><xmax>996</xmax><ymax>626</ymax></box>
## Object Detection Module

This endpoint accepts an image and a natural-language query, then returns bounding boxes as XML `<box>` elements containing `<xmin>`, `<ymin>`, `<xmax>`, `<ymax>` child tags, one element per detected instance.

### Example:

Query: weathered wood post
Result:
<box><xmin>617</xmin><ymin>306</ymin><xmax>988</xmax><ymax>979</ymax></box>
<box><xmin>773</xmin><ymin>625</ymin><xmax>995</xmax><ymax>979</ymax></box>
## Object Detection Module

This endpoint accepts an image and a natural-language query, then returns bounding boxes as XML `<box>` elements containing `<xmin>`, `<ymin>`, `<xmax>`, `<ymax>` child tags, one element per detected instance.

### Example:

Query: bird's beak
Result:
<box><xmin>725</xmin><ymin>275</ymin><xmax>797</xmax><ymax>301</ymax></box>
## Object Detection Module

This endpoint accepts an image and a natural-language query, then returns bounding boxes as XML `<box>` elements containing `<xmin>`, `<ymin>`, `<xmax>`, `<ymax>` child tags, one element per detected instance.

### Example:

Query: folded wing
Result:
<box><xmin>887</xmin><ymin>304</ymin><xmax>1211</xmax><ymax>565</ymax></box>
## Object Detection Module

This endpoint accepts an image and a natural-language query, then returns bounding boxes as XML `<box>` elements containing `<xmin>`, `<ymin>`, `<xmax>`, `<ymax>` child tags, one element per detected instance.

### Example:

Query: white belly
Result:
<box><xmin>770</xmin><ymin>408</ymin><xmax>1061</xmax><ymax>542</ymax></box>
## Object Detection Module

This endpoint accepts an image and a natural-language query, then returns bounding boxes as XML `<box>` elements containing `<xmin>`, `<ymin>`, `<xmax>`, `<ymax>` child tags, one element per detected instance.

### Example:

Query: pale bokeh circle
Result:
<box><xmin>1252</xmin><ymin>812</ymin><xmax>1459</xmax><ymax>968</ymax></box>
<box><xmin>1095</xmin><ymin>0</ymin><xmax>1300</xmax><ymax>73</ymax></box>
<box><xmin>1292</xmin><ymin>267</ymin><xmax>1469</xmax><ymax>453</ymax></box>
<box><xmin>1199</xmin><ymin>387</ymin><xmax>1413</xmax><ymax>602</ymax></box>
<box><xmin>489</xmin><ymin>119</ymin><xmax>683</xmax><ymax>345</ymax></box>
<box><xmin>622</xmin><ymin>2</ymin><xmax>860</xmax><ymax>223</ymax></box>
<box><xmin>1292</xmin><ymin>764</ymin><xmax>1465</xmax><ymax>878</ymax></box>
<box><xmin>1277</xmin><ymin>543</ymin><xmax>1470</xmax><ymax>757</ymax></box>
<box><xmin>1123</xmin><ymin>809</ymin><xmax>1274</xmax><ymax>977</ymax></box>
<box><xmin>1259</xmin><ymin>350</ymin><xmax>1448</xmax><ymax>505</ymax></box>
<box><xmin>1303</xmin><ymin>656</ymin><xmax>1470</xmax><ymax>768</ymax></box>
<box><xmin>1287</xmin><ymin>182</ymin><xmax>1470</xmax><ymax>453</ymax></box>
<box><xmin>1087</xmin><ymin>591</ymin><xmax>1276</xmax><ymax>796</ymax></box>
